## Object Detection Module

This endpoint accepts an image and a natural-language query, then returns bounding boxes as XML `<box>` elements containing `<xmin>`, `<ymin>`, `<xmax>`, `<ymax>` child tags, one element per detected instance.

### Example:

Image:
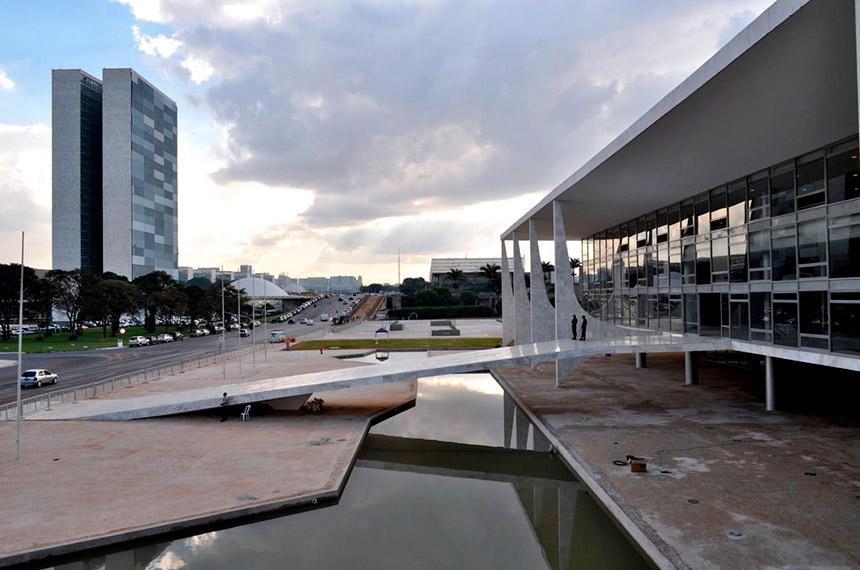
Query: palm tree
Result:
<box><xmin>478</xmin><ymin>263</ymin><xmax>501</xmax><ymax>294</ymax></box>
<box><xmin>541</xmin><ymin>261</ymin><xmax>554</xmax><ymax>286</ymax></box>
<box><xmin>445</xmin><ymin>268</ymin><xmax>467</xmax><ymax>298</ymax></box>
<box><xmin>569</xmin><ymin>257</ymin><xmax>581</xmax><ymax>273</ymax></box>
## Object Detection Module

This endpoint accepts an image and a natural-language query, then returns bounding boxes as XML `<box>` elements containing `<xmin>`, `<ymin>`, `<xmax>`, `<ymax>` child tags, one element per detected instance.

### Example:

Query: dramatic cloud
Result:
<box><xmin>120</xmin><ymin>0</ymin><xmax>771</xmax><ymax>280</ymax></box>
<box><xmin>0</xmin><ymin>124</ymin><xmax>52</xmax><ymax>267</ymax></box>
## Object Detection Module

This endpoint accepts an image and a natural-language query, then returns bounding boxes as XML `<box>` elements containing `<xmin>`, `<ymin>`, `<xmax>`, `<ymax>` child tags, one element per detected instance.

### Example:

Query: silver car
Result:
<box><xmin>21</xmin><ymin>369</ymin><xmax>58</xmax><ymax>388</ymax></box>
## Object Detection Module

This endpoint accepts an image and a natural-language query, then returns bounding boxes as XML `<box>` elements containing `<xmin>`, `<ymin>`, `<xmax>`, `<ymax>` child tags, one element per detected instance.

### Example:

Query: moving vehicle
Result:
<box><xmin>129</xmin><ymin>336</ymin><xmax>150</xmax><ymax>347</ymax></box>
<box><xmin>305</xmin><ymin>319</ymin><xmax>314</xmax><ymax>326</ymax></box>
<box><xmin>320</xmin><ymin>313</ymin><xmax>329</xmax><ymax>321</ymax></box>
<box><xmin>239</xmin><ymin>328</ymin><xmax>250</xmax><ymax>337</ymax></box>
<box><xmin>157</xmin><ymin>334</ymin><xmax>174</xmax><ymax>344</ymax></box>
<box><xmin>21</xmin><ymin>369</ymin><xmax>58</xmax><ymax>388</ymax></box>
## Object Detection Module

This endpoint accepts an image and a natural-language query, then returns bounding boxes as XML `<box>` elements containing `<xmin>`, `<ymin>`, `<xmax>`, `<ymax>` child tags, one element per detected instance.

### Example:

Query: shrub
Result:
<box><xmin>68</xmin><ymin>334</ymin><xmax>78</xmax><ymax>341</ymax></box>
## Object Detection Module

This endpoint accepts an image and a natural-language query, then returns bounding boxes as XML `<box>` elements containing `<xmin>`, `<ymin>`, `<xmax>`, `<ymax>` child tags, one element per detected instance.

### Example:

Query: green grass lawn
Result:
<box><xmin>0</xmin><ymin>326</ymin><xmax>172</xmax><ymax>353</ymax></box>
<box><xmin>290</xmin><ymin>337</ymin><xmax>502</xmax><ymax>351</ymax></box>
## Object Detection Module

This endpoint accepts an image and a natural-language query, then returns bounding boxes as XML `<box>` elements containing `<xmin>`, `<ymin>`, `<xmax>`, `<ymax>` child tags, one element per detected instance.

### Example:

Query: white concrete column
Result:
<box><xmin>501</xmin><ymin>240</ymin><xmax>515</xmax><ymax>346</ymax></box>
<box><xmin>530</xmin><ymin>219</ymin><xmax>555</xmax><ymax>343</ymax></box>
<box><xmin>685</xmin><ymin>351</ymin><xmax>699</xmax><ymax>385</ymax></box>
<box><xmin>512</xmin><ymin>232</ymin><xmax>531</xmax><ymax>345</ymax></box>
<box><xmin>765</xmin><ymin>355</ymin><xmax>775</xmax><ymax>411</ymax></box>
<box><xmin>553</xmin><ymin>201</ymin><xmax>581</xmax><ymax>385</ymax></box>
<box><xmin>636</xmin><ymin>353</ymin><xmax>647</xmax><ymax>369</ymax></box>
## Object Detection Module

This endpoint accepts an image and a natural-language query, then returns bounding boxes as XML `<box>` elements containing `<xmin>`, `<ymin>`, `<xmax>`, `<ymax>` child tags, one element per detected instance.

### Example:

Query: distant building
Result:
<box><xmin>430</xmin><ymin>257</ymin><xmax>506</xmax><ymax>291</ymax></box>
<box><xmin>177</xmin><ymin>266</ymin><xmax>193</xmax><ymax>284</ymax></box>
<box><xmin>52</xmin><ymin>68</ymin><xmax>178</xmax><ymax>280</ymax></box>
<box><xmin>299</xmin><ymin>277</ymin><xmax>330</xmax><ymax>292</ymax></box>
<box><xmin>329</xmin><ymin>275</ymin><xmax>363</xmax><ymax>293</ymax></box>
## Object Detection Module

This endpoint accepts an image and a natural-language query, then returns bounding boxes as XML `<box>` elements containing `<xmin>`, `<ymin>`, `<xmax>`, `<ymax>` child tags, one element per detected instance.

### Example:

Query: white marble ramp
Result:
<box><xmin>26</xmin><ymin>334</ymin><xmax>730</xmax><ymax>421</ymax></box>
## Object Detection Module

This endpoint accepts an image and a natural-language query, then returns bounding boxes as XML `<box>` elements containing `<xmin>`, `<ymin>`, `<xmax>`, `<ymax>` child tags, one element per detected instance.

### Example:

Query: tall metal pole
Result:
<box><xmin>237</xmin><ymin>288</ymin><xmax>242</xmax><ymax>373</ymax></box>
<box><xmin>15</xmin><ymin>232</ymin><xmax>24</xmax><ymax>460</ymax></box>
<box><xmin>264</xmin><ymin>294</ymin><xmax>268</xmax><ymax>363</ymax></box>
<box><xmin>252</xmin><ymin>270</ymin><xmax>256</xmax><ymax>368</ymax></box>
<box><xmin>221</xmin><ymin>280</ymin><xmax>226</xmax><ymax>379</ymax></box>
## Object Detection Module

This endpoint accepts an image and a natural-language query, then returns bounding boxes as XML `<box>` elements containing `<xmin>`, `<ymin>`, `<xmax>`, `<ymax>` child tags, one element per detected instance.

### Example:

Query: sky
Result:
<box><xmin>0</xmin><ymin>0</ymin><xmax>773</xmax><ymax>284</ymax></box>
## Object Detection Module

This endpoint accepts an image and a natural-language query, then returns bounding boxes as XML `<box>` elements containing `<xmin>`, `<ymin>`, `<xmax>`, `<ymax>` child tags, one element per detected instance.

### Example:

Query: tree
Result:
<box><xmin>133</xmin><ymin>271</ymin><xmax>178</xmax><ymax>332</ymax></box>
<box><xmin>415</xmin><ymin>288</ymin><xmax>439</xmax><ymax>307</ymax></box>
<box><xmin>151</xmin><ymin>288</ymin><xmax>188</xmax><ymax>332</ymax></box>
<box><xmin>478</xmin><ymin>263</ymin><xmax>501</xmax><ymax>294</ymax></box>
<box><xmin>569</xmin><ymin>257</ymin><xmax>581</xmax><ymax>276</ymax></box>
<box><xmin>460</xmin><ymin>290</ymin><xmax>478</xmax><ymax>306</ymax></box>
<box><xmin>445</xmin><ymin>269</ymin><xmax>466</xmax><ymax>298</ymax></box>
<box><xmin>47</xmin><ymin>269</ymin><xmax>95</xmax><ymax>334</ymax></box>
<box><xmin>0</xmin><ymin>264</ymin><xmax>38</xmax><ymax>341</ymax></box>
<box><xmin>28</xmin><ymin>276</ymin><xmax>58</xmax><ymax>335</ymax></box>
<box><xmin>84</xmin><ymin>278</ymin><xmax>142</xmax><ymax>337</ymax></box>
<box><xmin>541</xmin><ymin>261</ymin><xmax>555</xmax><ymax>285</ymax></box>
<box><xmin>399</xmin><ymin>277</ymin><xmax>429</xmax><ymax>297</ymax></box>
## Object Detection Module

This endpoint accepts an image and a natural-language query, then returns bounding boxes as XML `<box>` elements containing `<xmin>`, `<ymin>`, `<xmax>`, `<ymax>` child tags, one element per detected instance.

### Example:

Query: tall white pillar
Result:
<box><xmin>685</xmin><ymin>351</ymin><xmax>699</xmax><ymax>385</ymax></box>
<box><xmin>553</xmin><ymin>201</ymin><xmax>582</xmax><ymax>385</ymax></box>
<box><xmin>765</xmin><ymin>356</ymin><xmax>775</xmax><ymax>411</ymax></box>
<box><xmin>512</xmin><ymin>232</ymin><xmax>531</xmax><ymax>345</ymax></box>
<box><xmin>501</xmin><ymin>240</ymin><xmax>515</xmax><ymax>346</ymax></box>
<box><xmin>529</xmin><ymin>219</ymin><xmax>555</xmax><ymax>343</ymax></box>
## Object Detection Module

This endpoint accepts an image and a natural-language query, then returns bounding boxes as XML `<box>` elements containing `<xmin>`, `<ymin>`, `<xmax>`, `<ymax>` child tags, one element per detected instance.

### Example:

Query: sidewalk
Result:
<box><xmin>493</xmin><ymin>353</ymin><xmax>860</xmax><ymax>570</ymax></box>
<box><xmin>0</xmin><ymin>347</ymin><xmax>416</xmax><ymax>568</ymax></box>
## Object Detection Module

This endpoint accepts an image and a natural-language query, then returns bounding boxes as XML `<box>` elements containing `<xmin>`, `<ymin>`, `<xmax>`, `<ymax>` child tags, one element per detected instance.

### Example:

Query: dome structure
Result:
<box><xmin>231</xmin><ymin>277</ymin><xmax>296</xmax><ymax>298</ymax></box>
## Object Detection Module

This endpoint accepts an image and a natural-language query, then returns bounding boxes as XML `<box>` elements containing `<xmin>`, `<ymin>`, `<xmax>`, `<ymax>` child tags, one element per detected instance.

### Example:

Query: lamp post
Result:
<box><xmin>15</xmin><ymin>232</ymin><xmax>24</xmax><ymax>460</ymax></box>
<box><xmin>221</xmin><ymin>279</ymin><xmax>226</xmax><ymax>380</ymax></box>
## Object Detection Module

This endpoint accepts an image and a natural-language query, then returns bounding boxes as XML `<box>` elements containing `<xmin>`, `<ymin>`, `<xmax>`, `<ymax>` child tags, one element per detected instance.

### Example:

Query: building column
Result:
<box><xmin>530</xmin><ymin>219</ymin><xmax>555</xmax><ymax>343</ymax></box>
<box><xmin>685</xmin><ymin>351</ymin><xmax>699</xmax><ymax>385</ymax></box>
<box><xmin>765</xmin><ymin>356</ymin><xmax>775</xmax><ymax>411</ymax></box>
<box><xmin>501</xmin><ymin>240</ymin><xmax>515</xmax><ymax>346</ymax></box>
<box><xmin>553</xmin><ymin>201</ymin><xmax>581</xmax><ymax>386</ymax></box>
<box><xmin>512</xmin><ymin>232</ymin><xmax>531</xmax><ymax>345</ymax></box>
<box><xmin>636</xmin><ymin>352</ymin><xmax>647</xmax><ymax>368</ymax></box>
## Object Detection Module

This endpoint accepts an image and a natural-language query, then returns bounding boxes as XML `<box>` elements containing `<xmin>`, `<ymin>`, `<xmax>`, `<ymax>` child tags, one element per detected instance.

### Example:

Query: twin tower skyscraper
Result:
<box><xmin>52</xmin><ymin>68</ymin><xmax>178</xmax><ymax>280</ymax></box>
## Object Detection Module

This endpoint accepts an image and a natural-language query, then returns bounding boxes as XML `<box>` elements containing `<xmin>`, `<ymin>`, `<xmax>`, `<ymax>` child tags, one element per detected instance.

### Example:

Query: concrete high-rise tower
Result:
<box><xmin>52</xmin><ymin>68</ymin><xmax>178</xmax><ymax>280</ymax></box>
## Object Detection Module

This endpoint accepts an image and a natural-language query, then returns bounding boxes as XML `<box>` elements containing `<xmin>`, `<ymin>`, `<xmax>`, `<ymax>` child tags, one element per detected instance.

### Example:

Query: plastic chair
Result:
<box><xmin>240</xmin><ymin>405</ymin><xmax>251</xmax><ymax>421</ymax></box>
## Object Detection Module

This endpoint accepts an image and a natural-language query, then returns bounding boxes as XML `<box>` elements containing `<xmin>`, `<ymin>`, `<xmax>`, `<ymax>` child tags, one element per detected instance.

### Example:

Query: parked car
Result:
<box><xmin>239</xmin><ymin>328</ymin><xmax>250</xmax><ymax>337</ymax></box>
<box><xmin>287</xmin><ymin>318</ymin><xmax>295</xmax><ymax>324</ymax></box>
<box><xmin>21</xmin><ymin>369</ymin><xmax>58</xmax><ymax>388</ymax></box>
<box><xmin>170</xmin><ymin>331</ymin><xmax>184</xmax><ymax>341</ymax></box>
<box><xmin>129</xmin><ymin>336</ymin><xmax>150</xmax><ymax>347</ymax></box>
<box><xmin>189</xmin><ymin>329</ymin><xmax>202</xmax><ymax>337</ymax></box>
<box><xmin>157</xmin><ymin>333</ymin><xmax>174</xmax><ymax>343</ymax></box>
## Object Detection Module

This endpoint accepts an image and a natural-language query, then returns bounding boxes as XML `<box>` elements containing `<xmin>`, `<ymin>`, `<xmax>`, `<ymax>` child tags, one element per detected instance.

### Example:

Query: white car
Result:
<box><xmin>157</xmin><ymin>334</ymin><xmax>174</xmax><ymax>343</ymax></box>
<box><xmin>305</xmin><ymin>319</ymin><xmax>314</xmax><ymax>326</ymax></box>
<box><xmin>21</xmin><ymin>369</ymin><xmax>58</xmax><ymax>388</ymax></box>
<box><xmin>129</xmin><ymin>336</ymin><xmax>150</xmax><ymax>347</ymax></box>
<box><xmin>299</xmin><ymin>318</ymin><xmax>308</xmax><ymax>325</ymax></box>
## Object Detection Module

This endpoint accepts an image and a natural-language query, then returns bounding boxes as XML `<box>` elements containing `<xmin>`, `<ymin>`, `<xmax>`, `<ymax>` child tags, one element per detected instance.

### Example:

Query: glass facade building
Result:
<box><xmin>55</xmin><ymin>68</ymin><xmax>178</xmax><ymax>280</ymax></box>
<box><xmin>581</xmin><ymin>136</ymin><xmax>860</xmax><ymax>355</ymax></box>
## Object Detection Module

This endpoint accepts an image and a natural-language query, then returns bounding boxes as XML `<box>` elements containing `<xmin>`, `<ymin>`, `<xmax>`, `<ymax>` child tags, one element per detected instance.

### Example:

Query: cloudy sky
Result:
<box><xmin>0</xmin><ymin>0</ymin><xmax>772</xmax><ymax>284</ymax></box>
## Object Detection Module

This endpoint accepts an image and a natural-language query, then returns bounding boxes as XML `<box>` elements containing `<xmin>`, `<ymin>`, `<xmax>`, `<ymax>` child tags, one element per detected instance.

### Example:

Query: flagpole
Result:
<box><xmin>15</xmin><ymin>232</ymin><xmax>24</xmax><ymax>460</ymax></box>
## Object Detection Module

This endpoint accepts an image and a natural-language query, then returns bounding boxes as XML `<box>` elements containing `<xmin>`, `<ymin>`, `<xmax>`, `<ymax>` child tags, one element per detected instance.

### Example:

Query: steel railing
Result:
<box><xmin>1</xmin><ymin>343</ymin><xmax>268</xmax><ymax>420</ymax></box>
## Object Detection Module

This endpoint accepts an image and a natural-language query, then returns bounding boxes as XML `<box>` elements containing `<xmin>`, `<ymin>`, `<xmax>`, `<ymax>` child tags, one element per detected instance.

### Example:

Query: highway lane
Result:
<box><xmin>0</xmin><ymin>295</ymin><xmax>357</xmax><ymax>406</ymax></box>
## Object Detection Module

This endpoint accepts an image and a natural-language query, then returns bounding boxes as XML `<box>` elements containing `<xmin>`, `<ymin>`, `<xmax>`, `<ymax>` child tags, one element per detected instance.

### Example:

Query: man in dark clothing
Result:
<box><xmin>220</xmin><ymin>392</ymin><xmax>229</xmax><ymax>422</ymax></box>
<box><xmin>571</xmin><ymin>315</ymin><xmax>578</xmax><ymax>339</ymax></box>
<box><xmin>580</xmin><ymin>316</ymin><xmax>588</xmax><ymax>340</ymax></box>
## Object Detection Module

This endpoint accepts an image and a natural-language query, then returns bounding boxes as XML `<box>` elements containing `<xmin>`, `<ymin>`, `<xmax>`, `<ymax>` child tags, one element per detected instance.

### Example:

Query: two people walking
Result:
<box><xmin>571</xmin><ymin>315</ymin><xmax>588</xmax><ymax>341</ymax></box>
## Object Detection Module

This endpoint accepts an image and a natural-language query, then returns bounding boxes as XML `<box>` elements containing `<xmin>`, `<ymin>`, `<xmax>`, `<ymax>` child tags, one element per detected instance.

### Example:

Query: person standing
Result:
<box><xmin>220</xmin><ymin>392</ymin><xmax>229</xmax><ymax>422</ymax></box>
<box><xmin>580</xmin><ymin>316</ymin><xmax>588</xmax><ymax>340</ymax></box>
<box><xmin>570</xmin><ymin>315</ymin><xmax>578</xmax><ymax>339</ymax></box>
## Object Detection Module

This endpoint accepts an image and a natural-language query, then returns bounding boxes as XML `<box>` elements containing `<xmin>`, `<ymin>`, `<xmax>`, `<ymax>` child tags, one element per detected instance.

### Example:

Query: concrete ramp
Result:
<box><xmin>26</xmin><ymin>334</ymin><xmax>730</xmax><ymax>421</ymax></box>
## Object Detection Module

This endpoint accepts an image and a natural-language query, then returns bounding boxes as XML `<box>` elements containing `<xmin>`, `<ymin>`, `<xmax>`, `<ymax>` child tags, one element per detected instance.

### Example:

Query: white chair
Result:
<box><xmin>240</xmin><ymin>405</ymin><xmax>251</xmax><ymax>421</ymax></box>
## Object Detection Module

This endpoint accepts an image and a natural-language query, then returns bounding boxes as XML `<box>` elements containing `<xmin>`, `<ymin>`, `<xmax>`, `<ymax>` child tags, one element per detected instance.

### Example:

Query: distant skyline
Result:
<box><xmin>0</xmin><ymin>0</ymin><xmax>772</xmax><ymax>283</ymax></box>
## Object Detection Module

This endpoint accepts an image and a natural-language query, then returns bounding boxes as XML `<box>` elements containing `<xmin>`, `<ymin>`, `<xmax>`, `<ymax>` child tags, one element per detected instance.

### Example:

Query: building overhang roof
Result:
<box><xmin>502</xmin><ymin>0</ymin><xmax>858</xmax><ymax>241</ymax></box>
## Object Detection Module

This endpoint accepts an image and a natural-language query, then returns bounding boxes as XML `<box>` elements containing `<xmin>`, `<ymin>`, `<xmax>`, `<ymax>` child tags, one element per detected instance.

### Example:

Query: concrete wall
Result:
<box><xmin>51</xmin><ymin>70</ymin><xmax>84</xmax><ymax>271</ymax></box>
<box><xmin>102</xmin><ymin>69</ymin><xmax>134</xmax><ymax>278</ymax></box>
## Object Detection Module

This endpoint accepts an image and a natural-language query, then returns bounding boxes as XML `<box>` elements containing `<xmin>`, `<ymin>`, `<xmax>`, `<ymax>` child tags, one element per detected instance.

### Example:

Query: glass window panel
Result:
<box><xmin>710</xmin><ymin>187</ymin><xmax>727</xmax><ymax>230</ymax></box>
<box><xmin>682</xmin><ymin>244</ymin><xmax>696</xmax><ymax>285</ymax></box>
<box><xmin>669</xmin><ymin>246</ymin><xmax>681</xmax><ymax>286</ymax></box>
<box><xmin>831</xmin><ymin>301</ymin><xmax>860</xmax><ymax>354</ymax></box>
<box><xmin>773</xmin><ymin>300</ymin><xmax>798</xmax><ymax>347</ymax></box>
<box><xmin>728</xmin><ymin>181</ymin><xmax>746</xmax><ymax>228</ymax></box>
<box><xmin>680</xmin><ymin>202</ymin><xmax>695</xmax><ymax>237</ymax></box>
<box><xmin>729</xmin><ymin>234</ymin><xmax>748</xmax><ymax>282</ymax></box>
<box><xmin>799</xmin><ymin>291</ymin><xmax>828</xmax><ymax>336</ymax></box>
<box><xmin>798</xmin><ymin>218</ymin><xmax>827</xmax><ymax>278</ymax></box>
<box><xmin>670</xmin><ymin>295</ymin><xmax>682</xmax><ymax>332</ymax></box>
<box><xmin>829</xmin><ymin>216</ymin><xmax>860</xmax><ymax>278</ymax></box>
<box><xmin>770</xmin><ymin>162</ymin><xmax>795</xmax><ymax>217</ymax></box>
<box><xmin>711</xmin><ymin>237</ymin><xmax>729</xmax><ymax>282</ymax></box>
<box><xmin>696</xmin><ymin>241</ymin><xmax>711</xmax><ymax>284</ymax></box>
<box><xmin>772</xmin><ymin>228</ymin><xmax>797</xmax><ymax>281</ymax></box>
<box><xmin>696</xmin><ymin>197</ymin><xmax>710</xmax><ymax>234</ymax></box>
<box><xmin>748</xmin><ymin>171</ymin><xmax>770</xmax><ymax>220</ymax></box>
<box><xmin>749</xmin><ymin>229</ymin><xmax>771</xmax><ymax>280</ymax></box>
<box><xmin>657</xmin><ymin>211</ymin><xmax>668</xmax><ymax>243</ymax></box>
<box><xmin>684</xmin><ymin>294</ymin><xmax>698</xmax><ymax>333</ymax></box>
<box><xmin>826</xmin><ymin>145</ymin><xmax>860</xmax><ymax>203</ymax></box>
<box><xmin>796</xmin><ymin>155</ymin><xmax>825</xmax><ymax>210</ymax></box>
<box><xmin>668</xmin><ymin>208</ymin><xmax>681</xmax><ymax>242</ymax></box>
<box><xmin>750</xmin><ymin>292</ymin><xmax>772</xmax><ymax>330</ymax></box>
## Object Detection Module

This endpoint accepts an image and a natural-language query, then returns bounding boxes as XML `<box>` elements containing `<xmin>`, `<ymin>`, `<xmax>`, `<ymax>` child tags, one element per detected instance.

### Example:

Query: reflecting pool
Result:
<box><xmin>49</xmin><ymin>372</ymin><xmax>650</xmax><ymax>570</ymax></box>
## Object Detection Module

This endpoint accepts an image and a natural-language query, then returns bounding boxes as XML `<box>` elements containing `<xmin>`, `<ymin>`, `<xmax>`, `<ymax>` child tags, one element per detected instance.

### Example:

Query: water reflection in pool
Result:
<box><xmin>52</xmin><ymin>374</ymin><xmax>650</xmax><ymax>570</ymax></box>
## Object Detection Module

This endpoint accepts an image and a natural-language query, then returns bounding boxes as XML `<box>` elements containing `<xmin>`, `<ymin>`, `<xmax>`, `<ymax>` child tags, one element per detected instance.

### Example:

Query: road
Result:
<box><xmin>0</xmin><ymin>296</ymin><xmax>351</xmax><ymax>406</ymax></box>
